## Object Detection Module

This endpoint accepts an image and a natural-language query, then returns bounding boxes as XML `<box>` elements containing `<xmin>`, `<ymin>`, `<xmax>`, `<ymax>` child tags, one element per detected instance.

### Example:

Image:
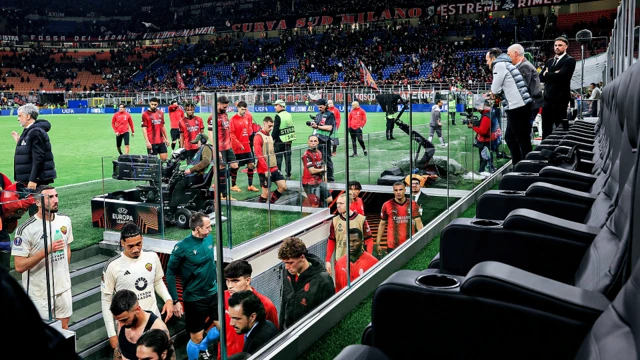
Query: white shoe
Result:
<box><xmin>441</xmin><ymin>143</ymin><xmax>448</xmax><ymax>147</ymax></box>
<box><xmin>480</xmin><ymin>171</ymin><xmax>491</xmax><ymax>177</ymax></box>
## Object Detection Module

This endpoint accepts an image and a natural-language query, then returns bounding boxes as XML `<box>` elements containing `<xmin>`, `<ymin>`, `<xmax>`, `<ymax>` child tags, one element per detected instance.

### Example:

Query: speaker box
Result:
<box><xmin>380</xmin><ymin>167</ymin><xmax>403</xmax><ymax>177</ymax></box>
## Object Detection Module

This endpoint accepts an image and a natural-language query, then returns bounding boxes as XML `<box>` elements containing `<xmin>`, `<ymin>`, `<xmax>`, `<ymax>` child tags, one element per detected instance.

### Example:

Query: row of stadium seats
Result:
<box><xmin>335</xmin><ymin>60</ymin><xmax>640</xmax><ymax>359</ymax></box>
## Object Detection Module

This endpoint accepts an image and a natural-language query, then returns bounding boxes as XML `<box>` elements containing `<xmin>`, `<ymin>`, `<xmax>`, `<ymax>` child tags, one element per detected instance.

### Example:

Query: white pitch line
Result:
<box><xmin>56</xmin><ymin>178</ymin><xmax>115</xmax><ymax>188</ymax></box>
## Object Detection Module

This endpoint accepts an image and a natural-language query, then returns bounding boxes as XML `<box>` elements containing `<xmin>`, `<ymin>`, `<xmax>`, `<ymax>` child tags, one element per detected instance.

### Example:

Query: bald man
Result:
<box><xmin>508</xmin><ymin>44</ymin><xmax>543</xmax><ymax>129</ymax></box>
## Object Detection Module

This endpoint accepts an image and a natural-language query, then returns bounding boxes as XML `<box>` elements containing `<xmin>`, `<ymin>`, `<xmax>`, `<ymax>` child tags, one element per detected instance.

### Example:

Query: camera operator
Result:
<box><xmin>167</xmin><ymin>134</ymin><xmax>212</xmax><ymax>219</ymax></box>
<box><xmin>308</xmin><ymin>99</ymin><xmax>335</xmax><ymax>182</ymax></box>
<box><xmin>466</xmin><ymin>98</ymin><xmax>501</xmax><ymax>175</ymax></box>
<box><xmin>375</xmin><ymin>93</ymin><xmax>404</xmax><ymax>140</ymax></box>
<box><xmin>486</xmin><ymin>48</ymin><xmax>532</xmax><ymax>165</ymax></box>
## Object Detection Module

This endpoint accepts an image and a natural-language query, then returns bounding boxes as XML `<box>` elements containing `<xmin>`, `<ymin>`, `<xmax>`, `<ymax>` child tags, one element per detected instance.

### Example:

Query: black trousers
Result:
<box><xmin>275</xmin><ymin>142</ymin><xmax>292</xmax><ymax>177</ymax></box>
<box><xmin>349</xmin><ymin>128</ymin><xmax>366</xmax><ymax>153</ymax></box>
<box><xmin>505</xmin><ymin>104</ymin><xmax>533</xmax><ymax>165</ymax></box>
<box><xmin>319</xmin><ymin>140</ymin><xmax>334</xmax><ymax>181</ymax></box>
<box><xmin>542</xmin><ymin>100</ymin><xmax>569</xmax><ymax>139</ymax></box>
<box><xmin>385</xmin><ymin>118</ymin><xmax>395</xmax><ymax>132</ymax></box>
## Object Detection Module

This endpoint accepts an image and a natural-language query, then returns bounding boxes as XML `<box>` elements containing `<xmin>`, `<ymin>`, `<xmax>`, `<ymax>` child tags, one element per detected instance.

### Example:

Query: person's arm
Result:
<box><xmin>376</xmin><ymin>220</ymin><xmax>387</xmax><ymax>255</ymax></box>
<box><xmin>127</xmin><ymin>114</ymin><xmax>134</xmax><ymax>134</ymax></box>
<box><xmin>101</xmin><ymin>264</ymin><xmax>119</xmax><ymax>347</ymax></box>
<box><xmin>189</xmin><ymin>146</ymin><xmax>212</xmax><ymax>173</ymax></box>
<box><xmin>325</xmin><ymin>223</ymin><xmax>336</xmax><ymax>274</ymax></box>
<box><xmin>28</xmin><ymin>131</ymin><xmax>46</xmax><ymax>184</ymax></box>
<box><xmin>165</xmin><ymin>248</ymin><xmax>182</xmax><ymax>303</ymax></box>
<box><xmin>471</xmin><ymin>115</ymin><xmax>491</xmax><ymax>135</ymax></box>
<box><xmin>363</xmin><ymin>220</ymin><xmax>374</xmax><ymax>253</ymax></box>
<box><xmin>544</xmin><ymin>57</ymin><xmax>576</xmax><ymax>83</ymax></box>
<box><xmin>112</xmin><ymin>114</ymin><xmax>118</xmax><ymax>134</ymax></box>
<box><xmin>362</xmin><ymin>110</ymin><xmax>367</xmax><ymax>128</ymax></box>
<box><xmin>412</xmin><ymin>200</ymin><xmax>424</xmax><ymax>231</ymax></box>
<box><xmin>153</xmin><ymin>254</ymin><xmax>174</xmax><ymax>323</ymax></box>
<box><xmin>141</xmin><ymin>114</ymin><xmax>151</xmax><ymax>146</ymax></box>
<box><xmin>178</xmin><ymin>121</ymin><xmax>185</xmax><ymax>148</ymax></box>
<box><xmin>490</xmin><ymin>63</ymin><xmax>506</xmax><ymax>95</ymax></box>
<box><xmin>160</xmin><ymin>114</ymin><xmax>169</xmax><ymax>146</ymax></box>
<box><xmin>254</xmin><ymin>134</ymin><xmax>267</xmax><ymax>173</ymax></box>
<box><xmin>272</xmin><ymin>114</ymin><xmax>282</xmax><ymax>142</ymax></box>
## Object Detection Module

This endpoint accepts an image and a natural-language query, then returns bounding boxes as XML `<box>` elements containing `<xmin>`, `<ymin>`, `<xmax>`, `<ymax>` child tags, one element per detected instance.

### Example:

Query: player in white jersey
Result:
<box><xmin>101</xmin><ymin>221</ymin><xmax>174</xmax><ymax>351</ymax></box>
<box><xmin>12</xmin><ymin>186</ymin><xmax>73</xmax><ymax>328</ymax></box>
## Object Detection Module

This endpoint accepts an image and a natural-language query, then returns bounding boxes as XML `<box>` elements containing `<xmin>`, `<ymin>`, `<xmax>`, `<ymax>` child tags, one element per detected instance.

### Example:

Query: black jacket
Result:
<box><xmin>280</xmin><ymin>252</ymin><xmax>335</xmax><ymax>329</ymax></box>
<box><xmin>14</xmin><ymin>120</ymin><xmax>56</xmax><ymax>184</ymax></box>
<box><xmin>243</xmin><ymin>320</ymin><xmax>279</xmax><ymax>354</ymax></box>
<box><xmin>541</xmin><ymin>54</ymin><xmax>576</xmax><ymax>103</ymax></box>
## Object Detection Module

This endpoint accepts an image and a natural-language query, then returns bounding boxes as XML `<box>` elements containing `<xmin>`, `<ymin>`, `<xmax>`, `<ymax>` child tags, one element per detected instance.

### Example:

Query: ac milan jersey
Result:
<box><xmin>350</xmin><ymin>198</ymin><xmax>365</xmax><ymax>216</ymax></box>
<box><xmin>230</xmin><ymin>113</ymin><xmax>254</xmax><ymax>154</ymax></box>
<box><xmin>218</xmin><ymin>288</ymin><xmax>279</xmax><ymax>359</ymax></box>
<box><xmin>208</xmin><ymin>112</ymin><xmax>232</xmax><ymax>151</ymax></box>
<box><xmin>168</xmin><ymin>105</ymin><xmax>185</xmax><ymax>129</ymax></box>
<box><xmin>380</xmin><ymin>199</ymin><xmax>421</xmax><ymax>249</ymax></box>
<box><xmin>302</xmin><ymin>149</ymin><xmax>324</xmax><ymax>185</ymax></box>
<box><xmin>141</xmin><ymin>110</ymin><xmax>165</xmax><ymax>145</ymax></box>
<box><xmin>179</xmin><ymin>116</ymin><xmax>204</xmax><ymax>151</ymax></box>
<box><xmin>334</xmin><ymin>252</ymin><xmax>378</xmax><ymax>292</ymax></box>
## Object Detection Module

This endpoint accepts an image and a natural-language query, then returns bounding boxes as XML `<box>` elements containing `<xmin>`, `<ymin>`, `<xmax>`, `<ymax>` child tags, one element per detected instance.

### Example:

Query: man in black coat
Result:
<box><xmin>376</xmin><ymin>93</ymin><xmax>405</xmax><ymax>140</ymax></box>
<box><xmin>11</xmin><ymin>104</ymin><xmax>56</xmax><ymax>189</ymax></box>
<box><xmin>540</xmin><ymin>36</ymin><xmax>577</xmax><ymax>139</ymax></box>
<box><xmin>227</xmin><ymin>290</ymin><xmax>279</xmax><ymax>355</ymax></box>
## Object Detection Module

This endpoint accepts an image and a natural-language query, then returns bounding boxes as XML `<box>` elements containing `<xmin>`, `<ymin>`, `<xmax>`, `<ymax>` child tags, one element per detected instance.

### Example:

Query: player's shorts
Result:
<box><xmin>303</xmin><ymin>183</ymin><xmax>331</xmax><ymax>202</ymax></box>
<box><xmin>170</xmin><ymin>129</ymin><xmax>180</xmax><ymax>142</ymax></box>
<box><xmin>33</xmin><ymin>288</ymin><xmax>73</xmax><ymax>320</ymax></box>
<box><xmin>183</xmin><ymin>294</ymin><xmax>219</xmax><ymax>334</ymax></box>
<box><xmin>116</xmin><ymin>132</ymin><xmax>130</xmax><ymax>147</ymax></box>
<box><xmin>235</xmin><ymin>152</ymin><xmax>255</xmax><ymax>166</ymax></box>
<box><xmin>148</xmin><ymin>143</ymin><xmax>168</xmax><ymax>155</ymax></box>
<box><xmin>429</xmin><ymin>127</ymin><xmax>443</xmax><ymax>138</ymax></box>
<box><xmin>258</xmin><ymin>169</ymin><xmax>285</xmax><ymax>188</ymax></box>
<box><xmin>220</xmin><ymin>149</ymin><xmax>237</xmax><ymax>165</ymax></box>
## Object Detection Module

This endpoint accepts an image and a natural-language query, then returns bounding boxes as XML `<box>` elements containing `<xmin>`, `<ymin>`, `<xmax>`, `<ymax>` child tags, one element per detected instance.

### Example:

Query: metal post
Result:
<box><xmin>41</xmin><ymin>203</ymin><xmax>53</xmax><ymax>322</ymax></box>
<box><xmin>344</xmin><ymin>89</ymin><xmax>351</xmax><ymax>289</ymax></box>
<box><xmin>211</xmin><ymin>93</ymin><xmax>227</xmax><ymax>360</ymax></box>
<box><xmin>627</xmin><ymin>0</ymin><xmax>636</xmax><ymax>68</ymax></box>
<box><xmin>580</xmin><ymin>44</ymin><xmax>585</xmax><ymax>120</ymax></box>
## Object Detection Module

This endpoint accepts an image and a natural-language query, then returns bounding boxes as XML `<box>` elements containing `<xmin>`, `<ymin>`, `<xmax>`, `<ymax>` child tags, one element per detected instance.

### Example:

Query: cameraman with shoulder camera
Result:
<box><xmin>466</xmin><ymin>97</ymin><xmax>500</xmax><ymax>175</ymax></box>
<box><xmin>309</xmin><ymin>99</ymin><xmax>335</xmax><ymax>182</ymax></box>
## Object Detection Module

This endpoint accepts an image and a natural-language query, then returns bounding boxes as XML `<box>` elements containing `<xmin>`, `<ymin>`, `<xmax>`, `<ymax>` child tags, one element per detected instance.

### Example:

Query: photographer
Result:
<box><xmin>466</xmin><ymin>97</ymin><xmax>501</xmax><ymax>175</ymax></box>
<box><xmin>308</xmin><ymin>99</ymin><xmax>335</xmax><ymax>182</ymax></box>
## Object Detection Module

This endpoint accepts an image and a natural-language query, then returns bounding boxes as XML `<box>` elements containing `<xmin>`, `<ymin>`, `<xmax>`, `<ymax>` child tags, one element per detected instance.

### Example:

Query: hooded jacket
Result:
<box><xmin>490</xmin><ymin>54</ymin><xmax>532</xmax><ymax>110</ymax></box>
<box><xmin>14</xmin><ymin>120</ymin><xmax>56</xmax><ymax>184</ymax></box>
<box><xmin>280</xmin><ymin>252</ymin><xmax>335</xmax><ymax>329</ymax></box>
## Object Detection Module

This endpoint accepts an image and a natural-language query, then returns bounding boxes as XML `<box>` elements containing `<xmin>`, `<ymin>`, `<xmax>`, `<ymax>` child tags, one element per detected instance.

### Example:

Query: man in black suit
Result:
<box><xmin>540</xmin><ymin>36</ymin><xmax>577</xmax><ymax>139</ymax></box>
<box><xmin>228</xmin><ymin>290</ymin><xmax>279</xmax><ymax>355</ymax></box>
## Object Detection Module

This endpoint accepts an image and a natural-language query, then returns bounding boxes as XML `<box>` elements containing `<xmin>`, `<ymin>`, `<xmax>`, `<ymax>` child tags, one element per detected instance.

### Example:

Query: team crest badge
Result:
<box><xmin>304</xmin><ymin>283</ymin><xmax>310</xmax><ymax>292</ymax></box>
<box><xmin>13</xmin><ymin>237</ymin><xmax>22</xmax><ymax>246</ymax></box>
<box><xmin>60</xmin><ymin>226</ymin><xmax>68</xmax><ymax>235</ymax></box>
<box><xmin>145</xmin><ymin>263</ymin><xmax>153</xmax><ymax>272</ymax></box>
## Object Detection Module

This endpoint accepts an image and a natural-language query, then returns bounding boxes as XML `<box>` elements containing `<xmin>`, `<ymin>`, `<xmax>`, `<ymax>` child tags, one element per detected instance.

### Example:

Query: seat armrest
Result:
<box><xmin>503</xmin><ymin>209</ymin><xmax>601</xmax><ymax>243</ymax></box>
<box><xmin>525</xmin><ymin>182</ymin><xmax>597</xmax><ymax>206</ymax></box>
<box><xmin>334</xmin><ymin>345</ymin><xmax>390</xmax><ymax>360</ymax></box>
<box><xmin>513</xmin><ymin>160</ymin><xmax>551</xmax><ymax>173</ymax></box>
<box><xmin>499</xmin><ymin>172</ymin><xmax>593</xmax><ymax>192</ymax></box>
<box><xmin>540</xmin><ymin>166</ymin><xmax>598</xmax><ymax>185</ymax></box>
<box><xmin>559</xmin><ymin>139</ymin><xmax>593</xmax><ymax>152</ymax></box>
<box><xmin>476</xmin><ymin>190</ymin><xmax>591</xmax><ymax>222</ymax></box>
<box><xmin>462</xmin><ymin>261</ymin><xmax>610</xmax><ymax>321</ymax></box>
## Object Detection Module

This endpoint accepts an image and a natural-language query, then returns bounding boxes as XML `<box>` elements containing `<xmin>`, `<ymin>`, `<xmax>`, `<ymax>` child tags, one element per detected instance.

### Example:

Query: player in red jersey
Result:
<box><xmin>229</xmin><ymin>101</ymin><xmax>259</xmax><ymax>193</ymax></box>
<box><xmin>348</xmin><ymin>101</ymin><xmax>368</xmax><ymax>157</ymax></box>
<box><xmin>327</xmin><ymin>100</ymin><xmax>342</xmax><ymax>156</ymax></box>
<box><xmin>111</xmin><ymin>103</ymin><xmax>134</xmax><ymax>155</ymax></box>
<box><xmin>168</xmin><ymin>100</ymin><xmax>185</xmax><ymax>150</ymax></box>
<box><xmin>178</xmin><ymin>103</ymin><xmax>204</xmax><ymax>160</ymax></box>
<box><xmin>334</xmin><ymin>228</ymin><xmax>379</xmax><ymax>292</ymax></box>
<box><xmin>376</xmin><ymin>182</ymin><xmax>423</xmax><ymax>256</ymax></box>
<box><xmin>214</xmin><ymin>260</ymin><xmax>278</xmax><ymax>359</ymax></box>
<box><xmin>348</xmin><ymin>181</ymin><xmax>365</xmax><ymax>215</ymax></box>
<box><xmin>253</xmin><ymin>117</ymin><xmax>287</xmax><ymax>204</ymax></box>
<box><xmin>301</xmin><ymin>135</ymin><xmax>332</xmax><ymax>207</ymax></box>
<box><xmin>208</xmin><ymin>96</ymin><xmax>238</xmax><ymax>201</ymax></box>
<box><xmin>141</xmin><ymin>97</ymin><xmax>169</xmax><ymax>160</ymax></box>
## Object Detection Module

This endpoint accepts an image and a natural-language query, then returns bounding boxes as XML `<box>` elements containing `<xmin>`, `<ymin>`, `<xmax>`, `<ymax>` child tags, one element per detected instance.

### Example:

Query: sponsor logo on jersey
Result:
<box><xmin>124</xmin><ymin>270</ymin><xmax>131</xmax><ymax>275</ymax></box>
<box><xmin>193</xmin><ymin>250</ymin><xmax>197</xmax><ymax>255</ymax></box>
<box><xmin>300</xmin><ymin>298</ymin><xmax>307</xmax><ymax>306</ymax></box>
<box><xmin>135</xmin><ymin>277</ymin><xmax>148</xmax><ymax>291</ymax></box>
<box><xmin>60</xmin><ymin>226</ymin><xmax>68</xmax><ymax>235</ymax></box>
<box><xmin>304</xmin><ymin>283</ymin><xmax>310</xmax><ymax>292</ymax></box>
<box><xmin>145</xmin><ymin>263</ymin><xmax>153</xmax><ymax>272</ymax></box>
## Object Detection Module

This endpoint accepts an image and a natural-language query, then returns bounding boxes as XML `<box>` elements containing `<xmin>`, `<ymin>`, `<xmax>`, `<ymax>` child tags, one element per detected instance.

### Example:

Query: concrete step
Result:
<box><xmin>70</xmin><ymin>300</ymin><xmax>102</xmax><ymax>338</ymax></box>
<box><xmin>70</xmin><ymin>254</ymin><xmax>112</xmax><ymax>286</ymax></box>
<box><xmin>71</xmin><ymin>276</ymin><xmax>101</xmax><ymax>310</ymax></box>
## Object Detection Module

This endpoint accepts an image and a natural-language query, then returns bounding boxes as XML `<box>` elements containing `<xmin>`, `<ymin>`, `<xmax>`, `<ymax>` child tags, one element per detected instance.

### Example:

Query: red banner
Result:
<box><xmin>176</xmin><ymin>71</ymin><xmax>186</xmax><ymax>90</ymax></box>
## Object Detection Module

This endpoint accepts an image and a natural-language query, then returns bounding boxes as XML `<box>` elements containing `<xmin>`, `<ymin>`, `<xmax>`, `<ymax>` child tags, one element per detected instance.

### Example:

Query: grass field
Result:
<box><xmin>0</xmin><ymin>109</ymin><xmax>505</xmax><ymax>254</ymax></box>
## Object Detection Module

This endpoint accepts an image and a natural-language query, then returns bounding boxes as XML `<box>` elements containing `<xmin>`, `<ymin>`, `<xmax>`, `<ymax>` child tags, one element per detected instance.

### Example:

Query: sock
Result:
<box><xmin>117</xmin><ymin>147</ymin><xmax>123</xmax><ymax>155</ymax></box>
<box><xmin>230</xmin><ymin>168</ymin><xmax>238</xmax><ymax>187</ymax></box>
<box><xmin>440</xmin><ymin>137</ymin><xmax>446</xmax><ymax>144</ymax></box>
<box><xmin>428</xmin><ymin>136</ymin><xmax>433</xmax><ymax>143</ymax></box>
<box><xmin>171</xmin><ymin>143</ymin><xmax>176</xmax><ymax>150</ymax></box>
<box><xmin>270</xmin><ymin>190</ymin><xmax>283</xmax><ymax>204</ymax></box>
<box><xmin>247</xmin><ymin>167</ymin><xmax>254</xmax><ymax>186</ymax></box>
<box><xmin>200</xmin><ymin>327</ymin><xmax>220</xmax><ymax>349</ymax></box>
<box><xmin>187</xmin><ymin>340</ymin><xmax>202</xmax><ymax>360</ymax></box>
<box><xmin>258</xmin><ymin>196</ymin><xmax>267</xmax><ymax>203</ymax></box>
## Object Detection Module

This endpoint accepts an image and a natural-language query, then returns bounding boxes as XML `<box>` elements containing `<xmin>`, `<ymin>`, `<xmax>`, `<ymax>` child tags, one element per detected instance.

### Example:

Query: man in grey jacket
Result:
<box><xmin>486</xmin><ymin>48</ymin><xmax>533</xmax><ymax>165</ymax></box>
<box><xmin>508</xmin><ymin>44</ymin><xmax>543</xmax><ymax>129</ymax></box>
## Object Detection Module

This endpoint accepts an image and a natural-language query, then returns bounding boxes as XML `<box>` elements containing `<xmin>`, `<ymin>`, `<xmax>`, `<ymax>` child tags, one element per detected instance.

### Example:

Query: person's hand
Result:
<box><xmin>543</xmin><ymin>68</ymin><xmax>549</xmax><ymax>76</ymax></box>
<box><xmin>161</xmin><ymin>300</ymin><xmax>174</xmax><ymax>323</ymax></box>
<box><xmin>109</xmin><ymin>335</ymin><xmax>118</xmax><ymax>349</ymax></box>
<box><xmin>240</xmin><ymin>145</ymin><xmax>245</xmax><ymax>151</ymax></box>
<box><xmin>165</xmin><ymin>138</ymin><xmax>170</xmax><ymax>146</ymax></box>
<box><xmin>146</xmin><ymin>141</ymin><xmax>152</xmax><ymax>149</ymax></box>
<box><xmin>331</xmin><ymin>152</ymin><xmax>336</xmax><ymax>157</ymax></box>
<box><xmin>467</xmin><ymin>122</ymin><xmax>473</xmax><ymax>128</ymax></box>
<box><xmin>325</xmin><ymin>261</ymin><xmax>332</xmax><ymax>276</ymax></box>
<box><xmin>27</xmin><ymin>181</ymin><xmax>37</xmax><ymax>190</ymax></box>
<box><xmin>11</xmin><ymin>131</ymin><xmax>19</xmax><ymax>143</ymax></box>
<box><xmin>173</xmin><ymin>301</ymin><xmax>183</xmax><ymax>318</ymax></box>
<box><xmin>376</xmin><ymin>242</ymin><xmax>383</xmax><ymax>257</ymax></box>
<box><xmin>184</xmin><ymin>169</ymin><xmax>191</xmax><ymax>175</ymax></box>
<box><xmin>131</xmin><ymin>133</ymin><xmax>134</xmax><ymax>137</ymax></box>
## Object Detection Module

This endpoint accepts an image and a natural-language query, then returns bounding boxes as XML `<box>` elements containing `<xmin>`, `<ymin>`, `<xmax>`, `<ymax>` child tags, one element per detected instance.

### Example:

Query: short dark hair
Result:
<box><xmin>348</xmin><ymin>227</ymin><xmax>363</xmax><ymax>240</ymax></box>
<box><xmin>110</xmin><ymin>289</ymin><xmax>138</xmax><ymax>316</ymax></box>
<box><xmin>35</xmin><ymin>185</ymin><xmax>55</xmax><ymax>194</ymax></box>
<box><xmin>228</xmin><ymin>290</ymin><xmax>266</xmax><ymax>323</ymax></box>
<box><xmin>487</xmin><ymin>48</ymin><xmax>502</xmax><ymax>59</ymax></box>
<box><xmin>278</xmin><ymin>237</ymin><xmax>307</xmax><ymax>260</ymax></box>
<box><xmin>348</xmin><ymin>181</ymin><xmax>362</xmax><ymax>190</ymax></box>
<box><xmin>263</xmin><ymin>116</ymin><xmax>274</xmax><ymax>123</ymax></box>
<box><xmin>119</xmin><ymin>103</ymin><xmax>126</xmax><ymax>108</ymax></box>
<box><xmin>137</xmin><ymin>329</ymin><xmax>174</xmax><ymax>359</ymax></box>
<box><xmin>184</xmin><ymin>102</ymin><xmax>195</xmax><ymax>109</ymax></box>
<box><xmin>120</xmin><ymin>221</ymin><xmax>141</xmax><ymax>242</ymax></box>
<box><xmin>237</xmin><ymin>100</ymin><xmax>247</xmax><ymax>108</ymax></box>
<box><xmin>150</xmin><ymin>97</ymin><xmax>160</xmax><ymax>103</ymax></box>
<box><xmin>590</xmin><ymin>83</ymin><xmax>597</xmax><ymax>87</ymax></box>
<box><xmin>171</xmin><ymin>100</ymin><xmax>178</xmax><ymax>105</ymax></box>
<box><xmin>189</xmin><ymin>212</ymin><xmax>208</xmax><ymax>230</ymax></box>
<box><xmin>392</xmin><ymin>181</ymin><xmax>405</xmax><ymax>188</ymax></box>
<box><xmin>555</xmin><ymin>36</ymin><xmax>569</xmax><ymax>45</ymax></box>
<box><xmin>224</xmin><ymin>260</ymin><xmax>252</xmax><ymax>279</ymax></box>
<box><xmin>218</xmin><ymin>95</ymin><xmax>230</xmax><ymax>104</ymax></box>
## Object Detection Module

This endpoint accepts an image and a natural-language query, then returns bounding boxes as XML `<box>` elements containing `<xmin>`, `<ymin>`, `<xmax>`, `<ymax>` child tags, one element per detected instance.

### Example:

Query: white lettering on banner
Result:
<box><xmin>113</xmin><ymin>208</ymin><xmax>134</xmax><ymax>223</ymax></box>
<box><xmin>254</xmin><ymin>106</ymin><xmax>268</xmax><ymax>112</ymax></box>
<box><xmin>61</xmin><ymin>109</ymin><xmax>75</xmax><ymax>114</ymax></box>
<box><xmin>290</xmin><ymin>106</ymin><xmax>308</xmax><ymax>112</ymax></box>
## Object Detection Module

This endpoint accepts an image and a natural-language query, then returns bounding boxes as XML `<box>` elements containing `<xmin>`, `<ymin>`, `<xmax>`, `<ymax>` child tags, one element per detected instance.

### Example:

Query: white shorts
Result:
<box><xmin>33</xmin><ymin>288</ymin><xmax>73</xmax><ymax>320</ymax></box>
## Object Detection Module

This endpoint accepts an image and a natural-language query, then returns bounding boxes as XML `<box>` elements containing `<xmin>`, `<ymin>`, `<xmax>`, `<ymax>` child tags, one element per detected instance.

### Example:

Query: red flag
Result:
<box><xmin>176</xmin><ymin>71</ymin><xmax>186</xmax><ymax>90</ymax></box>
<box><xmin>359</xmin><ymin>60</ymin><xmax>379</xmax><ymax>92</ymax></box>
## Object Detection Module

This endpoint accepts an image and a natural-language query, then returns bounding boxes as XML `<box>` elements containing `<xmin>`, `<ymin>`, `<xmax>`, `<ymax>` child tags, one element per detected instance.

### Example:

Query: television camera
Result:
<box><xmin>460</xmin><ymin>108</ymin><xmax>481</xmax><ymax>127</ymax></box>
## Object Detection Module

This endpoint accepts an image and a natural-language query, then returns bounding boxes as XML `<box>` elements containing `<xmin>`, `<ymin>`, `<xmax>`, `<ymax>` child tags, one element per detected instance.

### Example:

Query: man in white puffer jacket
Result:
<box><xmin>486</xmin><ymin>47</ymin><xmax>533</xmax><ymax>165</ymax></box>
